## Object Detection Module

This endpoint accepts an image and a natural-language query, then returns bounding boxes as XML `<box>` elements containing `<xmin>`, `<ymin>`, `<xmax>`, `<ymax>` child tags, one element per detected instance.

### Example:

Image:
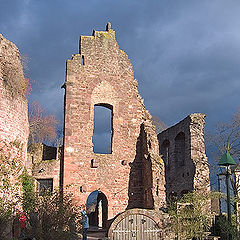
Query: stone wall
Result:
<box><xmin>0</xmin><ymin>34</ymin><xmax>29</xmax><ymax>166</ymax></box>
<box><xmin>63</xmin><ymin>23</ymin><xmax>165</xmax><ymax>220</ymax></box>
<box><xmin>158</xmin><ymin>113</ymin><xmax>210</xmax><ymax>201</ymax></box>
<box><xmin>28</xmin><ymin>143</ymin><xmax>61</xmax><ymax>191</ymax></box>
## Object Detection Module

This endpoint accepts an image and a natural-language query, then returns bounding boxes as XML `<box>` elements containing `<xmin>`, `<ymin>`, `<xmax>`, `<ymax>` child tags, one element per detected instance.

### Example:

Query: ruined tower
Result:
<box><xmin>63</xmin><ymin>23</ymin><xmax>165</xmax><ymax>225</ymax></box>
<box><xmin>158</xmin><ymin>113</ymin><xmax>210</xmax><ymax>202</ymax></box>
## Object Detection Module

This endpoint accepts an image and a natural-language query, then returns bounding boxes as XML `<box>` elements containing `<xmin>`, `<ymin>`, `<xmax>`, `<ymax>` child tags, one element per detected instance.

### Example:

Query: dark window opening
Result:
<box><xmin>93</xmin><ymin>104</ymin><xmax>113</xmax><ymax>154</ymax></box>
<box><xmin>121</xmin><ymin>160</ymin><xmax>127</xmax><ymax>166</ymax></box>
<box><xmin>42</xmin><ymin>144</ymin><xmax>57</xmax><ymax>160</ymax></box>
<box><xmin>175</xmin><ymin>132</ymin><xmax>185</xmax><ymax>166</ymax></box>
<box><xmin>156</xmin><ymin>179</ymin><xmax>159</xmax><ymax>196</ymax></box>
<box><xmin>91</xmin><ymin>159</ymin><xmax>98</xmax><ymax>168</ymax></box>
<box><xmin>181</xmin><ymin>190</ymin><xmax>190</xmax><ymax>198</ymax></box>
<box><xmin>148</xmin><ymin>140</ymin><xmax>152</xmax><ymax>149</ymax></box>
<box><xmin>37</xmin><ymin>178</ymin><xmax>53</xmax><ymax>195</ymax></box>
<box><xmin>161</xmin><ymin>140</ymin><xmax>170</xmax><ymax>167</ymax></box>
<box><xmin>82</xmin><ymin>55</ymin><xmax>85</xmax><ymax>65</ymax></box>
<box><xmin>169</xmin><ymin>191</ymin><xmax>178</xmax><ymax>202</ymax></box>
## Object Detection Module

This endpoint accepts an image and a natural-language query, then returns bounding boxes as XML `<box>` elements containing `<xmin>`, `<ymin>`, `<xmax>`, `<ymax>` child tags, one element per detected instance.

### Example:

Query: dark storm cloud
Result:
<box><xmin>1</xmin><ymin>0</ymin><xmax>240</xmax><ymax>139</ymax></box>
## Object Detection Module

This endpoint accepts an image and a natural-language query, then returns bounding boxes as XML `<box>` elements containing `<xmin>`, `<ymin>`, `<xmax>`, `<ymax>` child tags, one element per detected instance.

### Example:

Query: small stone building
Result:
<box><xmin>158</xmin><ymin>113</ymin><xmax>210</xmax><ymax>202</ymax></box>
<box><xmin>62</xmin><ymin>23</ymin><xmax>165</xmax><ymax>226</ymax></box>
<box><xmin>27</xmin><ymin>143</ymin><xmax>62</xmax><ymax>193</ymax></box>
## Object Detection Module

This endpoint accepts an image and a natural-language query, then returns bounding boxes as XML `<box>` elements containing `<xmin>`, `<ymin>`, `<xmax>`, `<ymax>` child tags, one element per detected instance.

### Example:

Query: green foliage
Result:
<box><xmin>0</xmin><ymin>139</ymin><xmax>24</xmax><ymax>239</ymax></box>
<box><xmin>213</xmin><ymin>213</ymin><xmax>240</xmax><ymax>240</ymax></box>
<box><xmin>21</xmin><ymin>169</ymin><xmax>36</xmax><ymax>214</ymax></box>
<box><xmin>168</xmin><ymin>191</ymin><xmax>219</xmax><ymax>239</ymax></box>
<box><xmin>34</xmin><ymin>190</ymin><xmax>82</xmax><ymax>240</ymax></box>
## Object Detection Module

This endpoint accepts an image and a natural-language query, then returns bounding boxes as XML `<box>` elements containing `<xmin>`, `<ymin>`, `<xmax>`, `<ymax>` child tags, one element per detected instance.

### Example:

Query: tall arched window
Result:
<box><xmin>161</xmin><ymin>139</ymin><xmax>170</xmax><ymax>167</ymax></box>
<box><xmin>93</xmin><ymin>104</ymin><xmax>113</xmax><ymax>154</ymax></box>
<box><xmin>175</xmin><ymin>132</ymin><xmax>185</xmax><ymax>166</ymax></box>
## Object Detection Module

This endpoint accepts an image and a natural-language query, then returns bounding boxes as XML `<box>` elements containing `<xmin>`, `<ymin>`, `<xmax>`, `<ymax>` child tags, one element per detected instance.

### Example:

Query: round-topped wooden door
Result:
<box><xmin>112</xmin><ymin>213</ymin><xmax>162</xmax><ymax>240</ymax></box>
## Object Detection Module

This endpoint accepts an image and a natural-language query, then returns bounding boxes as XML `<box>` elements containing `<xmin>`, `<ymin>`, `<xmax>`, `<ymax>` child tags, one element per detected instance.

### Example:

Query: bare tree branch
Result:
<box><xmin>151</xmin><ymin>116</ymin><xmax>168</xmax><ymax>134</ymax></box>
<box><xmin>28</xmin><ymin>101</ymin><xmax>59</xmax><ymax>144</ymax></box>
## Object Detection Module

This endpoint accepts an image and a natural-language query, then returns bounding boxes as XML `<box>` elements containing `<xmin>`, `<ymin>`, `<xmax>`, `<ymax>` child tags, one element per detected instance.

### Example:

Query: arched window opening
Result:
<box><xmin>169</xmin><ymin>191</ymin><xmax>178</xmax><ymax>202</ymax></box>
<box><xmin>175</xmin><ymin>132</ymin><xmax>185</xmax><ymax>166</ymax></box>
<box><xmin>180</xmin><ymin>190</ymin><xmax>190</xmax><ymax>198</ymax></box>
<box><xmin>93</xmin><ymin>104</ymin><xmax>113</xmax><ymax>154</ymax></box>
<box><xmin>161</xmin><ymin>139</ymin><xmax>170</xmax><ymax>167</ymax></box>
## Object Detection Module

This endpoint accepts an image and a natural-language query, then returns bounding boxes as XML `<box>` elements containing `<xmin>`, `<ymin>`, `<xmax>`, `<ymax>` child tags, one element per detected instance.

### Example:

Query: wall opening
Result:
<box><xmin>42</xmin><ymin>145</ymin><xmax>57</xmax><ymax>160</ymax></box>
<box><xmin>82</xmin><ymin>55</ymin><xmax>85</xmax><ymax>65</ymax></box>
<box><xmin>175</xmin><ymin>132</ymin><xmax>185</xmax><ymax>166</ymax></box>
<box><xmin>169</xmin><ymin>191</ymin><xmax>178</xmax><ymax>202</ymax></box>
<box><xmin>36</xmin><ymin>178</ymin><xmax>53</xmax><ymax>195</ymax></box>
<box><xmin>86</xmin><ymin>190</ymin><xmax>108</xmax><ymax>228</ymax></box>
<box><xmin>156</xmin><ymin>179</ymin><xmax>159</xmax><ymax>196</ymax></box>
<box><xmin>180</xmin><ymin>190</ymin><xmax>190</xmax><ymax>198</ymax></box>
<box><xmin>161</xmin><ymin>139</ymin><xmax>170</xmax><ymax>167</ymax></box>
<box><xmin>93</xmin><ymin>104</ymin><xmax>113</xmax><ymax>154</ymax></box>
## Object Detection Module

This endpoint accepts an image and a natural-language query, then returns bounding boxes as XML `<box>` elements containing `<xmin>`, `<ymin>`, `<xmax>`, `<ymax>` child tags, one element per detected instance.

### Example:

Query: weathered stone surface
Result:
<box><xmin>158</xmin><ymin>113</ymin><xmax>210</xmax><ymax>201</ymax></box>
<box><xmin>0</xmin><ymin>34</ymin><xmax>29</xmax><ymax>165</ymax></box>
<box><xmin>63</xmin><ymin>23</ymin><xmax>165</xmax><ymax>220</ymax></box>
<box><xmin>28</xmin><ymin>143</ymin><xmax>61</xmax><ymax>190</ymax></box>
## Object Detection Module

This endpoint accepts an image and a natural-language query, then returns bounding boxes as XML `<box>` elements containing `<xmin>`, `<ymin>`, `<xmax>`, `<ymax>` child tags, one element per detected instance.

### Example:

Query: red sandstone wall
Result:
<box><xmin>63</xmin><ymin>24</ymin><xmax>165</xmax><ymax>219</ymax></box>
<box><xmin>0</xmin><ymin>34</ymin><xmax>29</xmax><ymax>165</ymax></box>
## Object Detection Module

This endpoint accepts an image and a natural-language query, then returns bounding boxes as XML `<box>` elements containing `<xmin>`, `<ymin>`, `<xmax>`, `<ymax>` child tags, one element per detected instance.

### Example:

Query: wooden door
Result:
<box><xmin>112</xmin><ymin>213</ymin><xmax>162</xmax><ymax>240</ymax></box>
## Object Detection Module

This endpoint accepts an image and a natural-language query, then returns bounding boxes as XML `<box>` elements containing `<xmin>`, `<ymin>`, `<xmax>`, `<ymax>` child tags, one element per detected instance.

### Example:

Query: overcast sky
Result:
<box><xmin>1</xmin><ymin>0</ymin><xmax>240</xmax><ymax>159</ymax></box>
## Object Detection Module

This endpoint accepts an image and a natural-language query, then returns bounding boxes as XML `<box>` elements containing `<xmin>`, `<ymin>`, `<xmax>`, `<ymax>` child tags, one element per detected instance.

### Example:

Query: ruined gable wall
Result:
<box><xmin>0</xmin><ymin>34</ymin><xmax>29</xmax><ymax>165</ymax></box>
<box><xmin>158</xmin><ymin>113</ymin><xmax>210</xmax><ymax>201</ymax></box>
<box><xmin>63</xmin><ymin>24</ymin><xmax>165</xmax><ymax>219</ymax></box>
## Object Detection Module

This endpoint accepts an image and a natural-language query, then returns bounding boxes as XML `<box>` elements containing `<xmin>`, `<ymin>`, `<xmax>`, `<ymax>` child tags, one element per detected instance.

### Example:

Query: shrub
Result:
<box><xmin>168</xmin><ymin>191</ymin><xmax>219</xmax><ymax>239</ymax></box>
<box><xmin>34</xmin><ymin>190</ymin><xmax>82</xmax><ymax>240</ymax></box>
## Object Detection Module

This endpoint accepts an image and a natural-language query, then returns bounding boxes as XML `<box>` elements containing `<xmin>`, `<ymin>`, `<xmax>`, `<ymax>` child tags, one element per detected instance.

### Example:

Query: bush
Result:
<box><xmin>34</xmin><ymin>190</ymin><xmax>82</xmax><ymax>240</ymax></box>
<box><xmin>213</xmin><ymin>213</ymin><xmax>240</xmax><ymax>240</ymax></box>
<box><xmin>168</xmin><ymin>191</ymin><xmax>218</xmax><ymax>239</ymax></box>
<box><xmin>21</xmin><ymin>170</ymin><xmax>36</xmax><ymax>214</ymax></box>
<box><xmin>0</xmin><ymin>140</ymin><xmax>24</xmax><ymax>239</ymax></box>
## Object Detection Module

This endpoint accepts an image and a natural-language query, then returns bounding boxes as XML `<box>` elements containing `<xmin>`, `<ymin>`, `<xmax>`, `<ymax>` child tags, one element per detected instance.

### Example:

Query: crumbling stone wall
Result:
<box><xmin>28</xmin><ymin>143</ymin><xmax>61</xmax><ymax>191</ymax></box>
<box><xmin>0</xmin><ymin>34</ymin><xmax>29</xmax><ymax>165</ymax></box>
<box><xmin>158</xmin><ymin>113</ymin><xmax>210</xmax><ymax>201</ymax></box>
<box><xmin>63</xmin><ymin>23</ymin><xmax>165</xmax><ymax>219</ymax></box>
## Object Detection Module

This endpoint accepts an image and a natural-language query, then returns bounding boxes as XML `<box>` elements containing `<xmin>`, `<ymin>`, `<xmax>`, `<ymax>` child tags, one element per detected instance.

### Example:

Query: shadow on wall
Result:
<box><xmin>160</xmin><ymin>130</ymin><xmax>196</xmax><ymax>202</ymax></box>
<box><xmin>127</xmin><ymin>123</ymin><xmax>154</xmax><ymax>210</ymax></box>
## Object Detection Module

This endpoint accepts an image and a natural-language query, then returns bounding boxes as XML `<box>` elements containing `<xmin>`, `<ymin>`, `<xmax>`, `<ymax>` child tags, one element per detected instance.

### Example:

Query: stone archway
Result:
<box><xmin>86</xmin><ymin>190</ymin><xmax>108</xmax><ymax>228</ymax></box>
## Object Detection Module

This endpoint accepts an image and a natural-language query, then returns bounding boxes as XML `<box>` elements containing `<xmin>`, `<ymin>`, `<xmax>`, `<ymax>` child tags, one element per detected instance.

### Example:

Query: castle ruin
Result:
<box><xmin>0</xmin><ymin>23</ymin><xmax>211</xmax><ymax>238</ymax></box>
<box><xmin>62</xmin><ymin>23</ymin><xmax>165</xmax><ymax>226</ymax></box>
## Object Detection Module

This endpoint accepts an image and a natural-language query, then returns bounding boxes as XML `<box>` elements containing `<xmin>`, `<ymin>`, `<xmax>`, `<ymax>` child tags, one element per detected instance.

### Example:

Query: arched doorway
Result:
<box><xmin>86</xmin><ymin>190</ymin><xmax>108</xmax><ymax>228</ymax></box>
